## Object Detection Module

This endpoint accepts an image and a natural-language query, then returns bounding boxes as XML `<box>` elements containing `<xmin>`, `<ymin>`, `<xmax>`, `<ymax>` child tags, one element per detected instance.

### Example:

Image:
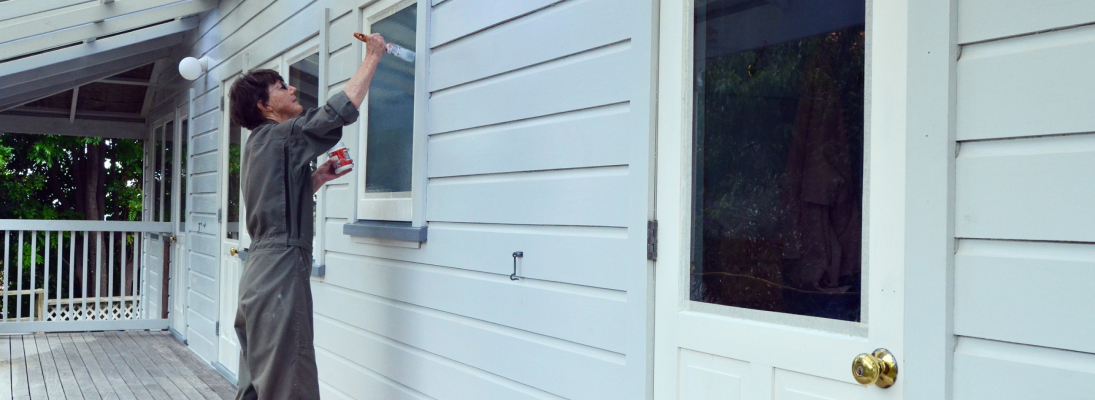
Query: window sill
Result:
<box><xmin>343</xmin><ymin>220</ymin><xmax>427</xmax><ymax>243</ymax></box>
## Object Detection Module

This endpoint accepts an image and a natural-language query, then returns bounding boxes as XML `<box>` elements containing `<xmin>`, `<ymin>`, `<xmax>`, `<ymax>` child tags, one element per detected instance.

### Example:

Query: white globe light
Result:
<box><xmin>179</xmin><ymin>56</ymin><xmax>208</xmax><ymax>80</ymax></box>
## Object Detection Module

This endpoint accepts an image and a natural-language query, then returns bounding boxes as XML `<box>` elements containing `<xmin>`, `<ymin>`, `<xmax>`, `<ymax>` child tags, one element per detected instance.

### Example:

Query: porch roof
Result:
<box><xmin>0</xmin><ymin>0</ymin><xmax>218</xmax><ymax>137</ymax></box>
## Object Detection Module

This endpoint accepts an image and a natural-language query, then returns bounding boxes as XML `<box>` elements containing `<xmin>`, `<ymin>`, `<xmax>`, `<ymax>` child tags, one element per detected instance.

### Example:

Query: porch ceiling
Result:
<box><xmin>0</xmin><ymin>0</ymin><xmax>218</xmax><ymax>125</ymax></box>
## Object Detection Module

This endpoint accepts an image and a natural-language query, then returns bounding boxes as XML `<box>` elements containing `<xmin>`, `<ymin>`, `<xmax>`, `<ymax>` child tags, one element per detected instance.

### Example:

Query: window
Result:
<box><xmin>225</xmin><ymin>121</ymin><xmax>241</xmax><ymax>240</ymax></box>
<box><xmin>358</xmin><ymin>0</ymin><xmax>418</xmax><ymax>222</ymax></box>
<box><xmin>288</xmin><ymin>50</ymin><xmax>321</xmax><ymax>240</ymax></box>
<box><xmin>180</xmin><ymin>119</ymin><xmax>188</xmax><ymax>223</ymax></box>
<box><xmin>163</xmin><ymin>120</ymin><xmax>174</xmax><ymax>223</ymax></box>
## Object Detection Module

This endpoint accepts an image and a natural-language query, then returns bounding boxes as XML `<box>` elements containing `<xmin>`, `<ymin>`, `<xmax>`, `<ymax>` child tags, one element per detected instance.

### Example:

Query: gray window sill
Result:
<box><xmin>343</xmin><ymin>220</ymin><xmax>427</xmax><ymax>243</ymax></box>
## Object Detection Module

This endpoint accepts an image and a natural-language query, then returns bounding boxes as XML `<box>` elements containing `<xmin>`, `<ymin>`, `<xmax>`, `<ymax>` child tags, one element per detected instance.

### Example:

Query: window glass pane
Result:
<box><xmin>180</xmin><ymin>120</ymin><xmax>188</xmax><ymax>223</ymax></box>
<box><xmin>366</xmin><ymin>5</ymin><xmax>416</xmax><ymax>193</ymax></box>
<box><xmin>290</xmin><ymin>53</ymin><xmax>320</xmax><ymax>112</ymax></box>
<box><xmin>163</xmin><ymin>121</ymin><xmax>174</xmax><ymax>223</ymax></box>
<box><xmin>289</xmin><ymin>52</ymin><xmax>321</xmax><ymax>238</ymax></box>
<box><xmin>691</xmin><ymin>1</ymin><xmax>865</xmax><ymax>322</ymax></box>
<box><xmin>153</xmin><ymin>126</ymin><xmax>163</xmax><ymax>222</ymax></box>
<box><xmin>226</xmin><ymin>121</ymin><xmax>241</xmax><ymax>240</ymax></box>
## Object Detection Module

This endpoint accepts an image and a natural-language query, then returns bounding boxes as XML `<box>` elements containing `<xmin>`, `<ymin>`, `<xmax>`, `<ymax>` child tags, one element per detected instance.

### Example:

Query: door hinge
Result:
<box><xmin>220</xmin><ymin>97</ymin><xmax>224</xmax><ymax>111</ymax></box>
<box><xmin>217</xmin><ymin>208</ymin><xmax>222</xmax><ymax>223</ymax></box>
<box><xmin>215</xmin><ymin>321</ymin><xmax>219</xmax><ymax>335</ymax></box>
<box><xmin>647</xmin><ymin>220</ymin><xmax>658</xmax><ymax>261</ymax></box>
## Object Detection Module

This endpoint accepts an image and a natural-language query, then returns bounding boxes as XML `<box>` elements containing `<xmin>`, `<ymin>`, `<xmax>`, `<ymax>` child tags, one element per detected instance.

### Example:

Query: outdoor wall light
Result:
<box><xmin>179</xmin><ymin>56</ymin><xmax>212</xmax><ymax>80</ymax></box>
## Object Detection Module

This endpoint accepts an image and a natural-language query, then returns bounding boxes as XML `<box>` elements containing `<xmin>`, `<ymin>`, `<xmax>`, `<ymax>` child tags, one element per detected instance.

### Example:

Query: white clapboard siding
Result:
<box><xmin>429</xmin><ymin>42</ymin><xmax>634</xmax><ymax>134</ymax></box>
<box><xmin>428</xmin><ymin>102</ymin><xmax>630</xmax><ymax>177</ymax></box>
<box><xmin>311</xmin><ymin>284</ymin><xmax>626</xmax><ymax>400</ymax></box>
<box><xmin>428</xmin><ymin>0</ymin><xmax>632</xmax><ymax>92</ymax></box>
<box><xmin>427</xmin><ymin>166</ymin><xmax>629</xmax><ymax>226</ymax></box>
<box><xmin>190</xmin><ymin>153</ymin><xmax>218</xmax><ymax>175</ymax></box>
<box><xmin>315</xmin><ymin>349</ymin><xmax>431</xmax><ymax>400</ymax></box>
<box><xmin>958</xmin><ymin>0</ymin><xmax>1095</xmax><ymax>44</ymax></box>
<box><xmin>325</xmin><ymin>221</ymin><xmax>630</xmax><ymax>291</ymax></box>
<box><xmin>190</xmin><ymin>174</ymin><xmax>218</xmax><ymax>195</ymax></box>
<box><xmin>190</xmin><ymin>131</ymin><xmax>219</xmax><ymax>156</ymax></box>
<box><xmin>430</xmin><ymin>0</ymin><xmax>561</xmax><ymax>47</ymax></box>
<box><xmin>955</xmin><ymin>133</ymin><xmax>1095</xmax><ymax>242</ymax></box>
<box><xmin>189</xmin><ymin>193</ymin><xmax>217</xmax><ymax>215</ymax></box>
<box><xmin>323</xmin><ymin>253</ymin><xmax>628</xmax><ymax>353</ymax></box>
<box><xmin>954</xmin><ymin>337</ymin><xmax>1095</xmax><ymax>400</ymax></box>
<box><xmin>328</xmin><ymin>10</ymin><xmax>356</xmax><ymax>55</ymax></box>
<box><xmin>314</xmin><ymin>317</ymin><xmax>559</xmax><ymax>400</ymax></box>
<box><xmin>955</xmin><ymin>240</ymin><xmax>1095</xmax><ymax>354</ymax></box>
<box><xmin>957</xmin><ymin>24</ymin><xmax>1095</xmax><ymax>141</ymax></box>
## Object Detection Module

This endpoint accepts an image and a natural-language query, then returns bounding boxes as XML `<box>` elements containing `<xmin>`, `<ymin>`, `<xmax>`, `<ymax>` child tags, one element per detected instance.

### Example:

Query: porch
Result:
<box><xmin>1</xmin><ymin>330</ymin><xmax>235</xmax><ymax>399</ymax></box>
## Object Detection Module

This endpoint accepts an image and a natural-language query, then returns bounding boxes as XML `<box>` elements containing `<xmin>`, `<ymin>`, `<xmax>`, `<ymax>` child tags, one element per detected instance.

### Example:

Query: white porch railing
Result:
<box><xmin>0</xmin><ymin>220</ymin><xmax>172</xmax><ymax>333</ymax></box>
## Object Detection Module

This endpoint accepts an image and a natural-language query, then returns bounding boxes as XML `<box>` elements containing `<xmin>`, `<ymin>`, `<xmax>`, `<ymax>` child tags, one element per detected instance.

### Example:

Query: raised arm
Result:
<box><xmin>345</xmin><ymin>33</ymin><xmax>387</xmax><ymax>108</ymax></box>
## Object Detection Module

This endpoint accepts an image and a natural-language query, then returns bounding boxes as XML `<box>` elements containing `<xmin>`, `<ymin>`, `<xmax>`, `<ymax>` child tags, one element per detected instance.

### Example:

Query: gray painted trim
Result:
<box><xmin>342</xmin><ymin>220</ymin><xmax>427</xmax><ymax>243</ymax></box>
<box><xmin>311</xmin><ymin>264</ymin><xmax>325</xmax><ymax>277</ymax></box>
<box><xmin>238</xmin><ymin>248</ymin><xmax>248</xmax><ymax>261</ymax></box>
<box><xmin>0</xmin><ymin>318</ymin><xmax>170</xmax><ymax>334</ymax></box>
<box><xmin>212</xmin><ymin>362</ymin><xmax>239</xmax><ymax>386</ymax></box>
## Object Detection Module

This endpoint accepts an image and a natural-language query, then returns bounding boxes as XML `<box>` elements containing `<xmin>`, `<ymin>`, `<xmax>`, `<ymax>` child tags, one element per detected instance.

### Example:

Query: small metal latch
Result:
<box><xmin>511</xmin><ymin>251</ymin><xmax>523</xmax><ymax>281</ymax></box>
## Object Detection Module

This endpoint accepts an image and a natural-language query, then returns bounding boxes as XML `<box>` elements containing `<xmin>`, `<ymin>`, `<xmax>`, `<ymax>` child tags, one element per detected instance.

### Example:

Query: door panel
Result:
<box><xmin>654</xmin><ymin>0</ymin><xmax>904</xmax><ymax>398</ymax></box>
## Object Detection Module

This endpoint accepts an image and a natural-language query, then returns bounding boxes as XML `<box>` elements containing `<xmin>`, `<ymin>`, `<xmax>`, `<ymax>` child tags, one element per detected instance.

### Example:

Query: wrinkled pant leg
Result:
<box><xmin>235</xmin><ymin>247</ymin><xmax>319</xmax><ymax>400</ymax></box>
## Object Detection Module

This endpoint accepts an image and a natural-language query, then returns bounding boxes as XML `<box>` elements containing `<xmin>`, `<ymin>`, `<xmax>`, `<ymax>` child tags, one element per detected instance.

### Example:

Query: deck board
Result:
<box><xmin>0</xmin><ymin>331</ymin><xmax>234</xmax><ymax>400</ymax></box>
<box><xmin>45</xmin><ymin>334</ymin><xmax>83</xmax><ymax>400</ymax></box>
<box><xmin>32</xmin><ymin>335</ymin><xmax>65</xmax><ymax>399</ymax></box>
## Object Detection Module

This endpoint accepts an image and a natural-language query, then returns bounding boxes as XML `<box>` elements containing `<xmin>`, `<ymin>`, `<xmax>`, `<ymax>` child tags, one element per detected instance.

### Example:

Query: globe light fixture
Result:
<box><xmin>179</xmin><ymin>56</ymin><xmax>212</xmax><ymax>80</ymax></box>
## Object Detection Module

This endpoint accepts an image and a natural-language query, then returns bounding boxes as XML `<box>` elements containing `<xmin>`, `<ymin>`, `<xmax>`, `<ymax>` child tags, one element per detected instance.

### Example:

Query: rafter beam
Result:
<box><xmin>69</xmin><ymin>86</ymin><xmax>80</xmax><ymax>123</ymax></box>
<box><xmin>0</xmin><ymin>114</ymin><xmax>146</xmax><ymax>140</ymax></box>
<box><xmin>98</xmin><ymin>77</ymin><xmax>153</xmax><ymax>86</ymax></box>
<box><xmin>0</xmin><ymin>46</ymin><xmax>174</xmax><ymax>112</ymax></box>
<box><xmin>0</xmin><ymin>0</ymin><xmax>93</xmax><ymax>24</ymax></box>
<box><xmin>0</xmin><ymin>17</ymin><xmax>195</xmax><ymax>92</ymax></box>
<box><xmin>0</xmin><ymin>0</ymin><xmax>216</xmax><ymax>62</ymax></box>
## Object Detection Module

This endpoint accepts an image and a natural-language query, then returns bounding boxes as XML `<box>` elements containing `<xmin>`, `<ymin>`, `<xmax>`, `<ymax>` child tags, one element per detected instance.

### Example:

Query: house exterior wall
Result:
<box><xmin>953</xmin><ymin>0</ymin><xmax>1095</xmax><ymax>397</ymax></box>
<box><xmin>149</xmin><ymin>0</ymin><xmax>657</xmax><ymax>398</ymax></box>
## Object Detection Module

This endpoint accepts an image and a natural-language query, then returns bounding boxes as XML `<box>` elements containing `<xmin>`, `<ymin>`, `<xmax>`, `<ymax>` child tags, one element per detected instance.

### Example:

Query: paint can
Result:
<box><xmin>327</xmin><ymin>143</ymin><xmax>354</xmax><ymax>174</ymax></box>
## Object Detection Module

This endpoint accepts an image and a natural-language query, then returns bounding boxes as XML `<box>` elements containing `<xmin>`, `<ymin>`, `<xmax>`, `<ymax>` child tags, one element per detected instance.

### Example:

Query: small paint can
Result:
<box><xmin>327</xmin><ymin>143</ymin><xmax>354</xmax><ymax>174</ymax></box>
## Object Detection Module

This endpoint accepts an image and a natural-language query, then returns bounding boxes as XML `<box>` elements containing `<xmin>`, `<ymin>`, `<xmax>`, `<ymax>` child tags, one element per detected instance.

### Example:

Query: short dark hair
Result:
<box><xmin>229</xmin><ymin>69</ymin><xmax>284</xmax><ymax>130</ymax></box>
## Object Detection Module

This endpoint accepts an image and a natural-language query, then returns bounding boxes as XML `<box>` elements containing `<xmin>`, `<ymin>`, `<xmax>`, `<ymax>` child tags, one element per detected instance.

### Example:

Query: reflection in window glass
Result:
<box><xmin>163</xmin><ymin>121</ymin><xmax>174</xmax><ymax>223</ymax></box>
<box><xmin>226</xmin><ymin>121</ymin><xmax>241</xmax><ymax>240</ymax></box>
<box><xmin>289</xmin><ymin>54</ymin><xmax>320</xmax><ymax>112</ymax></box>
<box><xmin>290</xmin><ymin>52</ymin><xmax>321</xmax><ymax>238</ymax></box>
<box><xmin>153</xmin><ymin>126</ymin><xmax>163</xmax><ymax>222</ymax></box>
<box><xmin>691</xmin><ymin>1</ymin><xmax>865</xmax><ymax>322</ymax></box>
<box><xmin>180</xmin><ymin>120</ymin><xmax>188</xmax><ymax>223</ymax></box>
<box><xmin>366</xmin><ymin>5</ymin><xmax>416</xmax><ymax>194</ymax></box>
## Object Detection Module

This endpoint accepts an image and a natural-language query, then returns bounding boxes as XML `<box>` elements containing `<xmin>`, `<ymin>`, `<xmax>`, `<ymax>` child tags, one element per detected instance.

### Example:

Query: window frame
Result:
<box><xmin>355</xmin><ymin>0</ymin><xmax>423</xmax><ymax>223</ymax></box>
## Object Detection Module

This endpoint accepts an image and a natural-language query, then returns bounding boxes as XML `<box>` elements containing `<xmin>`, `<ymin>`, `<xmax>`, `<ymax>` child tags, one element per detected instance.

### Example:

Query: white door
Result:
<box><xmin>217</xmin><ymin>74</ymin><xmax>250</xmax><ymax>377</ymax></box>
<box><xmin>654</xmin><ymin>1</ymin><xmax>906</xmax><ymax>398</ymax></box>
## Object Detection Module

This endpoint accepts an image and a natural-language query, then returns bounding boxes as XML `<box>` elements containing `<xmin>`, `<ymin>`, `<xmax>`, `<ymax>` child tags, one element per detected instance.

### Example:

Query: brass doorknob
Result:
<box><xmin>230</xmin><ymin>247</ymin><xmax>238</xmax><ymax>257</ymax></box>
<box><xmin>852</xmin><ymin>348</ymin><xmax>898</xmax><ymax>388</ymax></box>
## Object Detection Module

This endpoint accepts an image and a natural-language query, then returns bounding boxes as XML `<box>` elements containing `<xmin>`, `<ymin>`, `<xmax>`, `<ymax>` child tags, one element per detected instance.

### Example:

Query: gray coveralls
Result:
<box><xmin>234</xmin><ymin>91</ymin><xmax>358</xmax><ymax>400</ymax></box>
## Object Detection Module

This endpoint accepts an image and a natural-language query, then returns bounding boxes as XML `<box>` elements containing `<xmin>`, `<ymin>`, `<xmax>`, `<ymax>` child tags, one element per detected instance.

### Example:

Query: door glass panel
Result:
<box><xmin>153</xmin><ymin>126</ymin><xmax>163</xmax><ymax>222</ymax></box>
<box><xmin>180</xmin><ymin>120</ymin><xmax>188</xmax><ymax>223</ymax></box>
<box><xmin>691</xmin><ymin>0</ymin><xmax>866</xmax><ymax>321</ymax></box>
<box><xmin>226</xmin><ymin>121</ymin><xmax>241</xmax><ymax>240</ymax></box>
<box><xmin>163</xmin><ymin>121</ymin><xmax>174</xmax><ymax>223</ymax></box>
<box><xmin>365</xmin><ymin>5</ymin><xmax>416</xmax><ymax>194</ymax></box>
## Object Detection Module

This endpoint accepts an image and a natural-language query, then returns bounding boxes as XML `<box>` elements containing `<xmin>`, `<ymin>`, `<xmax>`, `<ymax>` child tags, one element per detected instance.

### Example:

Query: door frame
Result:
<box><xmin>651</xmin><ymin>0</ymin><xmax>957</xmax><ymax>397</ymax></box>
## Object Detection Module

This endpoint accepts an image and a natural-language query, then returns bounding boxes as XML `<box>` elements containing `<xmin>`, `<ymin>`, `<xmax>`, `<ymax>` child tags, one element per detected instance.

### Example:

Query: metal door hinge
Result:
<box><xmin>215</xmin><ymin>321</ymin><xmax>219</xmax><ymax>335</ymax></box>
<box><xmin>220</xmin><ymin>97</ymin><xmax>224</xmax><ymax>111</ymax></box>
<box><xmin>217</xmin><ymin>208</ymin><xmax>222</xmax><ymax>223</ymax></box>
<box><xmin>647</xmin><ymin>220</ymin><xmax>658</xmax><ymax>261</ymax></box>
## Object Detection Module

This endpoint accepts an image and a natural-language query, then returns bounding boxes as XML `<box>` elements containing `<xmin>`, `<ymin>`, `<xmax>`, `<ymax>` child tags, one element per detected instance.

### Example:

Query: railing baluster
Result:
<box><xmin>3</xmin><ymin>231</ymin><xmax>9</xmax><ymax>322</ymax></box>
<box><xmin>133</xmin><ymin>233</ymin><xmax>140</xmax><ymax>319</ymax></box>
<box><xmin>108</xmin><ymin>232</ymin><xmax>115</xmax><ymax>320</ymax></box>
<box><xmin>95</xmin><ymin>231</ymin><xmax>102</xmax><ymax>320</ymax></box>
<box><xmin>17</xmin><ymin>230</ymin><xmax>24</xmax><ymax>321</ymax></box>
<box><xmin>121</xmin><ymin>232</ymin><xmax>127</xmax><ymax>319</ymax></box>
<box><xmin>69</xmin><ymin>231</ymin><xmax>75</xmax><ymax>320</ymax></box>
<box><xmin>43</xmin><ymin>231</ymin><xmax>50</xmax><ymax>322</ymax></box>
<box><xmin>56</xmin><ymin>231</ymin><xmax>62</xmax><ymax>322</ymax></box>
<box><xmin>81</xmin><ymin>231</ymin><xmax>88</xmax><ymax>320</ymax></box>
<box><xmin>30</xmin><ymin>231</ymin><xmax>36</xmax><ymax>322</ymax></box>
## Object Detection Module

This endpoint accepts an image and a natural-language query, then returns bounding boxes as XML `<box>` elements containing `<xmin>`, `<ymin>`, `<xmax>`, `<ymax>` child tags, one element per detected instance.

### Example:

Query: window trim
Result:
<box><xmin>355</xmin><ymin>0</ymin><xmax>423</xmax><ymax>224</ymax></box>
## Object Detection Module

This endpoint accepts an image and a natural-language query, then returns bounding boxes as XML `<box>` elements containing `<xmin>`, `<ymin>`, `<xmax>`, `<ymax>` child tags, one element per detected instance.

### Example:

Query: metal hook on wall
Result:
<box><xmin>511</xmin><ymin>251</ymin><xmax>523</xmax><ymax>280</ymax></box>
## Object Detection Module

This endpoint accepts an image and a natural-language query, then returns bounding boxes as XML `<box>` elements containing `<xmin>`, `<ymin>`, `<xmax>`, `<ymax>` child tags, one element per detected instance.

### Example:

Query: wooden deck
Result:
<box><xmin>0</xmin><ymin>331</ymin><xmax>235</xmax><ymax>399</ymax></box>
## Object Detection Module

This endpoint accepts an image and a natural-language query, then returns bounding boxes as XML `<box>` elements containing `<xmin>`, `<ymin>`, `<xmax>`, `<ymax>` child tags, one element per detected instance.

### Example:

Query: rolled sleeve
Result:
<box><xmin>290</xmin><ymin>91</ymin><xmax>361</xmax><ymax>169</ymax></box>
<box><xmin>325</xmin><ymin>90</ymin><xmax>359</xmax><ymax>125</ymax></box>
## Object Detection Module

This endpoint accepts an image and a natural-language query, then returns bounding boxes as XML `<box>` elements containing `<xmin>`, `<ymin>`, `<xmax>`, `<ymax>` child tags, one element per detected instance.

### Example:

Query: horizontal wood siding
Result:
<box><xmin>954</xmin><ymin>11</ymin><xmax>1095</xmax><ymax>399</ymax></box>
